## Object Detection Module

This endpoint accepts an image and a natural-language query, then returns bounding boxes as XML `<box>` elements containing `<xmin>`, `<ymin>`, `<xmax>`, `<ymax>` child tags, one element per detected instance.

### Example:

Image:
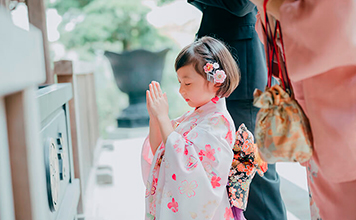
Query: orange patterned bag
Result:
<box><xmin>253</xmin><ymin>1</ymin><xmax>313</xmax><ymax>163</ymax></box>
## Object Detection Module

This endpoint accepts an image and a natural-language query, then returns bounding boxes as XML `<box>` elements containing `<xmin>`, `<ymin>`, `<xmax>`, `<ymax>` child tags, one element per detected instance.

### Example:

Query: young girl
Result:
<box><xmin>141</xmin><ymin>36</ymin><xmax>262</xmax><ymax>220</ymax></box>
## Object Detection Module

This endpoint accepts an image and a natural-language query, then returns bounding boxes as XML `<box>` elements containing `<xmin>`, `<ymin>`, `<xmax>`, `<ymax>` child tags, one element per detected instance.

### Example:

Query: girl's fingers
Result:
<box><xmin>149</xmin><ymin>81</ymin><xmax>165</xmax><ymax>105</ymax></box>
<box><xmin>155</xmin><ymin>82</ymin><xmax>163</xmax><ymax>97</ymax></box>
<box><xmin>146</xmin><ymin>90</ymin><xmax>153</xmax><ymax>105</ymax></box>
<box><xmin>149</xmin><ymin>83</ymin><xmax>157</xmax><ymax>100</ymax></box>
<box><xmin>163</xmin><ymin>92</ymin><xmax>168</xmax><ymax>102</ymax></box>
<box><xmin>146</xmin><ymin>90</ymin><xmax>149</xmax><ymax>105</ymax></box>
<box><xmin>153</xmin><ymin>81</ymin><xmax>162</xmax><ymax>97</ymax></box>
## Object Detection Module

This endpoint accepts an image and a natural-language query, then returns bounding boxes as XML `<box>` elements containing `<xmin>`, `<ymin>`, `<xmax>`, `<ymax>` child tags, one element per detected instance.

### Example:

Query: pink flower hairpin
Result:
<box><xmin>214</xmin><ymin>70</ymin><xmax>226</xmax><ymax>83</ymax></box>
<box><xmin>204</xmin><ymin>63</ymin><xmax>214</xmax><ymax>73</ymax></box>
<box><xmin>204</xmin><ymin>62</ymin><xmax>226</xmax><ymax>84</ymax></box>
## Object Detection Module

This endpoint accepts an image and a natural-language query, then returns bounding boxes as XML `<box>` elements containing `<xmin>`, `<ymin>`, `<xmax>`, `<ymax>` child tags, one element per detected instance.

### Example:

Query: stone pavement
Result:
<box><xmin>84</xmin><ymin>129</ymin><xmax>310</xmax><ymax>220</ymax></box>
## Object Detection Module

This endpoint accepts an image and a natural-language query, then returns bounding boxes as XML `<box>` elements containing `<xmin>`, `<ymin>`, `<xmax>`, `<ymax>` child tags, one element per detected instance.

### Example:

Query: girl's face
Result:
<box><xmin>177</xmin><ymin>64</ymin><xmax>219</xmax><ymax>108</ymax></box>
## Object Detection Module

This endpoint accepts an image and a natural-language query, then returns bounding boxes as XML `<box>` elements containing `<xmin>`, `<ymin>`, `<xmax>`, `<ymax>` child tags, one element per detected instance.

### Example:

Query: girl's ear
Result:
<box><xmin>213</xmin><ymin>82</ymin><xmax>222</xmax><ymax>92</ymax></box>
<box><xmin>214</xmin><ymin>83</ymin><xmax>222</xmax><ymax>88</ymax></box>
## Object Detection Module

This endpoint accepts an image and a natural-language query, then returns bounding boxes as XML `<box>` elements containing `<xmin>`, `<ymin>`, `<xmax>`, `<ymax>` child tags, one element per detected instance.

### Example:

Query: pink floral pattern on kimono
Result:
<box><xmin>141</xmin><ymin>97</ymin><xmax>235</xmax><ymax>220</ymax></box>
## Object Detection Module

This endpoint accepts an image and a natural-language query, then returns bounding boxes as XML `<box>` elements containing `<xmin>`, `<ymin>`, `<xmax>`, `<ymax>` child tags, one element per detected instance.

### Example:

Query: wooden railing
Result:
<box><xmin>1</xmin><ymin>1</ymin><xmax>101</xmax><ymax>218</ymax></box>
<box><xmin>54</xmin><ymin>60</ymin><xmax>100</xmax><ymax>216</ymax></box>
<box><xmin>0</xmin><ymin>6</ymin><xmax>48</xmax><ymax>220</ymax></box>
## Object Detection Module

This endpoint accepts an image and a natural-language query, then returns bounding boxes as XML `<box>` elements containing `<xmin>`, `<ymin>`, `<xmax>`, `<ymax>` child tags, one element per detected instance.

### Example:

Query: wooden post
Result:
<box><xmin>5</xmin><ymin>92</ymin><xmax>33</xmax><ymax>220</ymax></box>
<box><xmin>54</xmin><ymin>60</ymin><xmax>100</xmax><ymax>216</ymax></box>
<box><xmin>53</xmin><ymin>61</ymin><xmax>84</xmax><ymax>214</ymax></box>
<box><xmin>27</xmin><ymin>0</ymin><xmax>53</xmax><ymax>84</ymax></box>
<box><xmin>1</xmin><ymin>10</ymin><xmax>48</xmax><ymax>220</ymax></box>
<box><xmin>5</xmin><ymin>89</ymin><xmax>50</xmax><ymax>220</ymax></box>
<box><xmin>86</xmin><ymin>73</ymin><xmax>100</xmax><ymax>153</ymax></box>
<box><xmin>0</xmin><ymin>98</ymin><xmax>15</xmax><ymax>220</ymax></box>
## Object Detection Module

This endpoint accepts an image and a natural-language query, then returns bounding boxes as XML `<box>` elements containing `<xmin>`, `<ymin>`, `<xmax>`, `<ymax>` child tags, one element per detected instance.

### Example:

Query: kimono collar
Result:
<box><xmin>194</xmin><ymin>96</ymin><xmax>226</xmax><ymax>112</ymax></box>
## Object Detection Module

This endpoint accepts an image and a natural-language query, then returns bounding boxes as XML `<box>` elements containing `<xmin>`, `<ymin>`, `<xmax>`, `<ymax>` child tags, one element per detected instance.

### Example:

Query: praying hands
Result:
<box><xmin>146</xmin><ymin>81</ymin><xmax>169</xmax><ymax>119</ymax></box>
<box><xmin>146</xmin><ymin>81</ymin><xmax>173</xmax><ymax>150</ymax></box>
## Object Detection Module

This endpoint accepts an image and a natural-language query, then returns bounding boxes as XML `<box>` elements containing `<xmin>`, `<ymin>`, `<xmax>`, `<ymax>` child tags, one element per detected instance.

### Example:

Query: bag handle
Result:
<box><xmin>263</xmin><ymin>0</ymin><xmax>293</xmax><ymax>96</ymax></box>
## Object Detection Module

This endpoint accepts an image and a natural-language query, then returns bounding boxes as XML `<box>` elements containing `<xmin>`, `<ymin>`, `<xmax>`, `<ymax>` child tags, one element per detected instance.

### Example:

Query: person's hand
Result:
<box><xmin>146</xmin><ymin>81</ymin><xmax>169</xmax><ymax>120</ymax></box>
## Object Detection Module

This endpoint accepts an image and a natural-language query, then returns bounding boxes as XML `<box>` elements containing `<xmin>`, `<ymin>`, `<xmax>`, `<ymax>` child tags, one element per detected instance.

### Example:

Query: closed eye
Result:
<box><xmin>185</xmin><ymin>83</ymin><xmax>191</xmax><ymax>86</ymax></box>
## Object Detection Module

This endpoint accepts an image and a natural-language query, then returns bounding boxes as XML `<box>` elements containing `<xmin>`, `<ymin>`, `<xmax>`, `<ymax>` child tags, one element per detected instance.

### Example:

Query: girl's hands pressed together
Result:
<box><xmin>146</xmin><ymin>81</ymin><xmax>174</xmax><ymax>146</ymax></box>
<box><xmin>146</xmin><ymin>81</ymin><xmax>169</xmax><ymax>119</ymax></box>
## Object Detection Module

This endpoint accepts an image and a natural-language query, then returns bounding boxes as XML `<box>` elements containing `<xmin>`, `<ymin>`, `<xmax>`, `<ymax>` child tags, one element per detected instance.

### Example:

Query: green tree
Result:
<box><xmin>52</xmin><ymin>0</ymin><xmax>173</xmax><ymax>58</ymax></box>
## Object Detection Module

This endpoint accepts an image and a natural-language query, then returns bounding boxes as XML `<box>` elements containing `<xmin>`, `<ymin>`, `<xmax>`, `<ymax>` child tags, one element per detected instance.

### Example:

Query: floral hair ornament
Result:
<box><xmin>203</xmin><ymin>62</ymin><xmax>226</xmax><ymax>83</ymax></box>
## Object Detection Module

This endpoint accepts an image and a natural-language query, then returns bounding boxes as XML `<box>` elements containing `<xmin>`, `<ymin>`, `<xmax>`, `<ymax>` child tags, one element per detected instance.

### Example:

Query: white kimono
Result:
<box><xmin>141</xmin><ymin>97</ymin><xmax>236</xmax><ymax>220</ymax></box>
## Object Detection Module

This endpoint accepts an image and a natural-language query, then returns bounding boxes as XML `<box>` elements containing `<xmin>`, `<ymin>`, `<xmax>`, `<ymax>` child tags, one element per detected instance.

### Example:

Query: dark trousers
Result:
<box><xmin>226</xmin><ymin>99</ymin><xmax>287</xmax><ymax>220</ymax></box>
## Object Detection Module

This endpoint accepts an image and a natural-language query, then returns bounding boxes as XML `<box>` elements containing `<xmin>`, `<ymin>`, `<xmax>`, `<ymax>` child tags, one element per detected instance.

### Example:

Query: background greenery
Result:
<box><xmin>49</xmin><ymin>0</ymin><xmax>191</xmax><ymax>137</ymax></box>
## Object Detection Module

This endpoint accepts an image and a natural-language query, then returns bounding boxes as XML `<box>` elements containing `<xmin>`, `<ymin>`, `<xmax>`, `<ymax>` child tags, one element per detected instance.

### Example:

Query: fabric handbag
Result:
<box><xmin>253</xmin><ymin>1</ymin><xmax>313</xmax><ymax>163</ymax></box>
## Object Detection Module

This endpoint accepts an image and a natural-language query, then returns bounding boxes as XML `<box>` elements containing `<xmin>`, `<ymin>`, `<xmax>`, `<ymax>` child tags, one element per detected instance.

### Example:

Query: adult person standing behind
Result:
<box><xmin>251</xmin><ymin>0</ymin><xmax>356</xmax><ymax>219</ymax></box>
<box><xmin>187</xmin><ymin>1</ymin><xmax>287</xmax><ymax>219</ymax></box>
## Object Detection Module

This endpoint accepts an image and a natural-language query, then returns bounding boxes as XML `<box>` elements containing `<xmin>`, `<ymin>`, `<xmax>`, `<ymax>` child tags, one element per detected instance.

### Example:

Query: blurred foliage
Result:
<box><xmin>48</xmin><ymin>0</ymin><xmax>175</xmax><ymax>13</ymax></box>
<box><xmin>51</xmin><ymin>0</ymin><xmax>171</xmax><ymax>55</ymax></box>
<box><xmin>47</xmin><ymin>0</ymin><xmax>93</xmax><ymax>15</ymax></box>
<box><xmin>156</xmin><ymin>0</ymin><xmax>175</xmax><ymax>6</ymax></box>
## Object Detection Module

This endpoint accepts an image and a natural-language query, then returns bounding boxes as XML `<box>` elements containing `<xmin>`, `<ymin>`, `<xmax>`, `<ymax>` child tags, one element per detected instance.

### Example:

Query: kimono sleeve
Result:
<box><xmin>141</xmin><ymin>112</ymin><xmax>191</xmax><ymax>184</ymax></box>
<box><xmin>159</xmin><ymin>114</ymin><xmax>234</xmax><ymax>218</ymax></box>
<box><xmin>141</xmin><ymin>137</ymin><xmax>154</xmax><ymax>184</ymax></box>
